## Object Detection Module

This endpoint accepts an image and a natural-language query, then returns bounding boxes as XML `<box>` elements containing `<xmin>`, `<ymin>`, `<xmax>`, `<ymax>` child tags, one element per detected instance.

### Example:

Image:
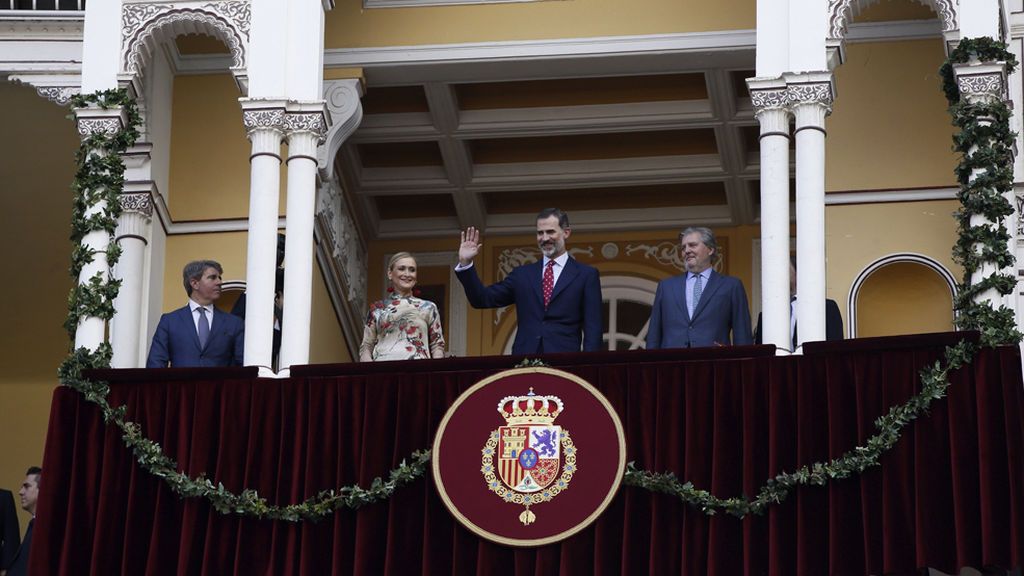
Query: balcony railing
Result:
<box><xmin>0</xmin><ymin>0</ymin><xmax>85</xmax><ymax>9</ymax></box>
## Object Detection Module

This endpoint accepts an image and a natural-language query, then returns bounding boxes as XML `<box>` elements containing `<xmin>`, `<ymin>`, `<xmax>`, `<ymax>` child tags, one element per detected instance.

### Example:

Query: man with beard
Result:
<box><xmin>456</xmin><ymin>208</ymin><xmax>603</xmax><ymax>354</ymax></box>
<box><xmin>146</xmin><ymin>260</ymin><xmax>245</xmax><ymax>367</ymax></box>
<box><xmin>646</xmin><ymin>226</ymin><xmax>752</xmax><ymax>349</ymax></box>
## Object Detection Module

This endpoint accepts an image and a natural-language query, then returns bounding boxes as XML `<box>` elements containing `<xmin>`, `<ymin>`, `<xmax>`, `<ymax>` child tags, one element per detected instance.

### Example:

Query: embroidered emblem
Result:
<box><xmin>480</xmin><ymin>388</ymin><xmax>577</xmax><ymax>525</ymax></box>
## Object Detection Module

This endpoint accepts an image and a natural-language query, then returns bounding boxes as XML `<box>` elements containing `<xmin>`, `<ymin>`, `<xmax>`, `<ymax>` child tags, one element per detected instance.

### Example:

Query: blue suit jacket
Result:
<box><xmin>456</xmin><ymin>257</ymin><xmax>603</xmax><ymax>354</ymax></box>
<box><xmin>646</xmin><ymin>270</ymin><xmax>753</xmax><ymax>349</ymax></box>
<box><xmin>146</xmin><ymin>305</ymin><xmax>245</xmax><ymax>368</ymax></box>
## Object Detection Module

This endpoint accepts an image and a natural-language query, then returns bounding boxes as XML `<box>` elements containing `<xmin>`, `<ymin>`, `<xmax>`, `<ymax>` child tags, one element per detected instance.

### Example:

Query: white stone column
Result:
<box><xmin>953</xmin><ymin>63</ymin><xmax>1012</xmax><ymax>306</ymax></box>
<box><xmin>240</xmin><ymin>101</ymin><xmax>287</xmax><ymax>376</ymax></box>
<box><xmin>72</xmin><ymin>106</ymin><xmax>128</xmax><ymax>352</ymax></box>
<box><xmin>278</xmin><ymin>104</ymin><xmax>330</xmax><ymax>376</ymax></box>
<box><xmin>748</xmin><ymin>78</ymin><xmax>792</xmax><ymax>352</ymax></box>
<box><xmin>787</xmin><ymin>73</ymin><xmax>834</xmax><ymax>348</ymax></box>
<box><xmin>111</xmin><ymin>194</ymin><xmax>152</xmax><ymax>368</ymax></box>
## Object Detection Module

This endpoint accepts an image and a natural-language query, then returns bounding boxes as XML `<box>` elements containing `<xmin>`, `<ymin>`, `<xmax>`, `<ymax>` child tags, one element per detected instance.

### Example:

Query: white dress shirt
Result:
<box><xmin>188</xmin><ymin>299</ymin><xmax>213</xmax><ymax>334</ymax></box>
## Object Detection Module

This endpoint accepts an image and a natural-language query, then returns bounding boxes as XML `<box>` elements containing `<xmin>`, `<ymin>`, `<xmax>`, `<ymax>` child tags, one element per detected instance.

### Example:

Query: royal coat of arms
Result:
<box><xmin>480</xmin><ymin>388</ymin><xmax>577</xmax><ymax>525</ymax></box>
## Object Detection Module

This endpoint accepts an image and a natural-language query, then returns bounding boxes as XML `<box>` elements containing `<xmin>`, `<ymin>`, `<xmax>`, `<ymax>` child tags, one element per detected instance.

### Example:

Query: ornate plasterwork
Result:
<box><xmin>749</xmin><ymin>88</ymin><xmax>789</xmax><ymax>112</ymax></box>
<box><xmin>77</xmin><ymin>118</ymin><xmax>124</xmax><ymax>137</ymax></box>
<box><xmin>120</xmin><ymin>192</ymin><xmax>154</xmax><ymax>218</ymax></box>
<box><xmin>242</xmin><ymin>108</ymin><xmax>287</xmax><ymax>132</ymax></box>
<box><xmin>203</xmin><ymin>1</ymin><xmax>251</xmax><ymax>38</ymax></box>
<box><xmin>787</xmin><ymin>82</ymin><xmax>834</xmax><ymax>108</ymax></box>
<box><xmin>828</xmin><ymin>0</ymin><xmax>956</xmax><ymax>40</ymax></box>
<box><xmin>37</xmin><ymin>86</ymin><xmax>81</xmax><ymax>107</ymax></box>
<box><xmin>1017</xmin><ymin>195</ymin><xmax>1023</xmax><ymax>237</ymax></box>
<box><xmin>285</xmin><ymin>112</ymin><xmax>329</xmax><ymax>141</ymax></box>
<box><xmin>956</xmin><ymin>73</ymin><xmax>1005</xmax><ymax>101</ymax></box>
<box><xmin>625</xmin><ymin>242</ymin><xmax>686</xmax><ymax>271</ymax></box>
<box><xmin>317</xmin><ymin>179</ymin><xmax>367</xmax><ymax>317</ymax></box>
<box><xmin>121</xmin><ymin>2</ymin><xmax>249</xmax><ymax>76</ymax></box>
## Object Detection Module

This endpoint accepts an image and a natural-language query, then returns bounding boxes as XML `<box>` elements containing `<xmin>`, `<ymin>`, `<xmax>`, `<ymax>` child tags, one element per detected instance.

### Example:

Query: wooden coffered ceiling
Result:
<box><xmin>167</xmin><ymin>0</ymin><xmax>939</xmax><ymax>239</ymax></box>
<box><xmin>338</xmin><ymin>53</ymin><xmax>764</xmax><ymax>239</ymax></box>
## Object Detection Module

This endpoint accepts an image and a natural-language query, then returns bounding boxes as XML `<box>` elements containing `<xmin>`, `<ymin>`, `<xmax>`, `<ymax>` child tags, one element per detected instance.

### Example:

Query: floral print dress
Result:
<box><xmin>360</xmin><ymin>295</ymin><xmax>446</xmax><ymax>361</ymax></box>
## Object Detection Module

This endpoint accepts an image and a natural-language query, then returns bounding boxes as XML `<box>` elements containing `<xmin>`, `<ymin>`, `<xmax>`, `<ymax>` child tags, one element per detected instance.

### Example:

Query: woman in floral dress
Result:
<box><xmin>359</xmin><ymin>252</ymin><xmax>446</xmax><ymax>361</ymax></box>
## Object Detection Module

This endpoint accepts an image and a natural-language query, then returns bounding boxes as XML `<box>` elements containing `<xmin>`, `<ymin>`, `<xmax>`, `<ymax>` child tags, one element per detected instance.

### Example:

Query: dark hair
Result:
<box><xmin>790</xmin><ymin>254</ymin><xmax>797</xmax><ymax>270</ymax></box>
<box><xmin>182</xmin><ymin>260</ymin><xmax>223</xmax><ymax>296</ymax></box>
<box><xmin>536</xmin><ymin>208</ymin><xmax>570</xmax><ymax>229</ymax></box>
<box><xmin>26</xmin><ymin>466</ymin><xmax>41</xmax><ymax>481</ymax></box>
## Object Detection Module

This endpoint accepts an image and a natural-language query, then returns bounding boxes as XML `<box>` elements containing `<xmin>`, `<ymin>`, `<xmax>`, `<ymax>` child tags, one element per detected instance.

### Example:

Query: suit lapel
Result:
<box><xmin>549</xmin><ymin>257</ymin><xmax>580</xmax><ymax>303</ymax></box>
<box><xmin>531</xmin><ymin>260</ymin><xmax>544</xmax><ymax>306</ymax></box>
<box><xmin>691</xmin><ymin>270</ymin><xmax>723</xmax><ymax>321</ymax></box>
<box><xmin>178</xmin><ymin>305</ymin><xmax>203</xmax><ymax>351</ymax></box>
<box><xmin>671</xmin><ymin>275</ymin><xmax>689</xmax><ymax>325</ymax></box>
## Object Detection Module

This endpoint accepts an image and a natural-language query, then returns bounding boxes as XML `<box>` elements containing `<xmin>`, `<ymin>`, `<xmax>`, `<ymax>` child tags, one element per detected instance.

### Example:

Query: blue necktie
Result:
<box><xmin>691</xmin><ymin>274</ymin><xmax>703</xmax><ymax>318</ymax></box>
<box><xmin>197</xmin><ymin>307</ymin><xmax>210</xmax><ymax>349</ymax></box>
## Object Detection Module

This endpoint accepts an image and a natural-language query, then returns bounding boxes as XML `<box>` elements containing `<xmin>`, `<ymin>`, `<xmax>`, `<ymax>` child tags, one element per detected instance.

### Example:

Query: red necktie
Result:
<box><xmin>542</xmin><ymin>260</ymin><xmax>555</xmax><ymax>309</ymax></box>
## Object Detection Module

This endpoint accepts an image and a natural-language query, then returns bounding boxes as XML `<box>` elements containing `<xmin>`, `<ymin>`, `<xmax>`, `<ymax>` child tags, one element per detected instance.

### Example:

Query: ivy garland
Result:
<box><xmin>59</xmin><ymin>51</ymin><xmax>1022</xmax><ymax>522</ymax></box>
<box><xmin>939</xmin><ymin>36</ymin><xmax>1023</xmax><ymax>347</ymax></box>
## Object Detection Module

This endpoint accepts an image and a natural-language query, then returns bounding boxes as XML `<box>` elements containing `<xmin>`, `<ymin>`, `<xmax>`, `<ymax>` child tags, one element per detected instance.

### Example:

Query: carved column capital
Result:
<box><xmin>747</xmin><ymin>76</ymin><xmax>789</xmax><ymax>113</ymax></box>
<box><xmin>284</xmin><ymin>101</ymin><xmax>330</xmax><ymax>143</ymax></box>
<box><xmin>74</xmin><ymin>106</ymin><xmax>128</xmax><ymax>138</ymax></box>
<box><xmin>953</xmin><ymin>62</ymin><xmax>1008</xmax><ymax>104</ymax></box>
<box><xmin>240</xmin><ymin>99</ymin><xmax>288</xmax><ymax>135</ymax></box>
<box><xmin>786</xmin><ymin>81</ymin><xmax>834</xmax><ymax>112</ymax></box>
<box><xmin>120</xmin><ymin>192</ymin><xmax>154</xmax><ymax>218</ymax></box>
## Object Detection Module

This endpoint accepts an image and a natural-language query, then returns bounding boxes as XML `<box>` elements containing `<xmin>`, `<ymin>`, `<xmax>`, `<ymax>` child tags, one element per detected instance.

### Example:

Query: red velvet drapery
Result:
<box><xmin>31</xmin><ymin>333</ymin><xmax>1024</xmax><ymax>575</ymax></box>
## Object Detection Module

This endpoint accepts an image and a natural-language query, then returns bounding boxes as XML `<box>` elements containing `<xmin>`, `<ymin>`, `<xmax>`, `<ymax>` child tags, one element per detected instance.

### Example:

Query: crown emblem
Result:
<box><xmin>497</xmin><ymin>388</ymin><xmax>564</xmax><ymax>426</ymax></box>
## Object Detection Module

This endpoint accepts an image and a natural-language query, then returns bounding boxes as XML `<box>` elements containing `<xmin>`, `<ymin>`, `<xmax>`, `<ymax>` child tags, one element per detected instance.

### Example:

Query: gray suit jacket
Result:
<box><xmin>646</xmin><ymin>270</ymin><xmax>753</xmax><ymax>349</ymax></box>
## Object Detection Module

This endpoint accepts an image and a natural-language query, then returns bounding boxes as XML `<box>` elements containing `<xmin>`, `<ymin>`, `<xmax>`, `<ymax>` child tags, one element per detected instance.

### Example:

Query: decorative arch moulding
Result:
<box><xmin>120</xmin><ymin>1</ymin><xmax>250</xmax><ymax>77</ymax></box>
<box><xmin>827</xmin><ymin>0</ymin><xmax>957</xmax><ymax>41</ymax></box>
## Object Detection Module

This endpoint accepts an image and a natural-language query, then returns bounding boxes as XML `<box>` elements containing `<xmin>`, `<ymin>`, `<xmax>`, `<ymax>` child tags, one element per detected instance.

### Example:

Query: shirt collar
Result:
<box><xmin>687</xmin><ymin>268</ymin><xmax>710</xmax><ymax>281</ymax></box>
<box><xmin>543</xmin><ymin>252</ymin><xmax>569</xmax><ymax>268</ymax></box>
<box><xmin>188</xmin><ymin>298</ymin><xmax>210</xmax><ymax>313</ymax></box>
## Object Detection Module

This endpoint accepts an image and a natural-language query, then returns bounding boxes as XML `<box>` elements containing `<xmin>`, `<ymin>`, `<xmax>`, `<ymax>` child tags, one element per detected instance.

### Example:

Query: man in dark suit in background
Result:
<box><xmin>146</xmin><ymin>260</ymin><xmax>245</xmax><ymax>368</ymax></box>
<box><xmin>6</xmin><ymin>467</ymin><xmax>39</xmax><ymax>576</ymax></box>
<box><xmin>0</xmin><ymin>488</ymin><xmax>18</xmax><ymax>575</ymax></box>
<box><xmin>456</xmin><ymin>208</ymin><xmax>603</xmax><ymax>354</ymax></box>
<box><xmin>646</xmin><ymin>226</ymin><xmax>752</xmax><ymax>349</ymax></box>
<box><xmin>754</xmin><ymin>256</ymin><xmax>844</xmax><ymax>348</ymax></box>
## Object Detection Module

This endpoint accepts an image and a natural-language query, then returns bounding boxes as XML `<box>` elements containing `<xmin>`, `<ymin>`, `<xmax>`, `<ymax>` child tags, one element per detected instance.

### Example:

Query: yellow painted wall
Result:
<box><xmin>324</xmin><ymin>0</ymin><xmax>754</xmax><ymax>49</ymax></box>
<box><xmin>825</xmin><ymin>199</ymin><xmax>960</xmax><ymax>335</ymax></box>
<box><xmin>161</xmin><ymin>232</ymin><xmax>249</xmax><ymax>312</ymax></box>
<box><xmin>310</xmin><ymin>259</ymin><xmax>353</xmax><ymax>364</ymax></box>
<box><xmin>827</xmin><ymin>39</ymin><xmax>956</xmax><ymax>192</ymax></box>
<box><xmin>169</xmin><ymin>74</ymin><xmax>287</xmax><ymax>221</ymax></box>
<box><xmin>856</xmin><ymin>261</ymin><xmax>953</xmax><ymax>336</ymax></box>
<box><xmin>0</xmin><ymin>81</ymin><xmax>79</xmax><ymax>532</ymax></box>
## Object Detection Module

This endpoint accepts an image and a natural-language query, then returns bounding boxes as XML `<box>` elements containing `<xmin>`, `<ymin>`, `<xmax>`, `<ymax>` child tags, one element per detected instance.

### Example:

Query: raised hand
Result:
<box><xmin>459</xmin><ymin>227</ymin><xmax>482</xmax><ymax>266</ymax></box>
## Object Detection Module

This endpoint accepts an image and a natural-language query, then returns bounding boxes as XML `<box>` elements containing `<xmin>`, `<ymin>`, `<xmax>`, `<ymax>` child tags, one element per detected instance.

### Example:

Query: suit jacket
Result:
<box><xmin>0</xmin><ymin>489</ymin><xmax>18</xmax><ymax>570</ymax></box>
<box><xmin>754</xmin><ymin>297</ymin><xmax>844</xmax><ymax>347</ymax></box>
<box><xmin>456</xmin><ymin>257</ymin><xmax>603</xmax><ymax>354</ymax></box>
<box><xmin>146</xmin><ymin>305</ymin><xmax>244</xmax><ymax>368</ymax></box>
<box><xmin>6</xmin><ymin>518</ymin><xmax>30</xmax><ymax>576</ymax></box>
<box><xmin>646</xmin><ymin>270</ymin><xmax>753</xmax><ymax>349</ymax></box>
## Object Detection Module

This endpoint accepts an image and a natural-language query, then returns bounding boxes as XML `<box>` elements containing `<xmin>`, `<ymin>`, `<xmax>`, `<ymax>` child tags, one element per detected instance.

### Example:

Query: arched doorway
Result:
<box><xmin>849</xmin><ymin>254</ymin><xmax>957</xmax><ymax>338</ymax></box>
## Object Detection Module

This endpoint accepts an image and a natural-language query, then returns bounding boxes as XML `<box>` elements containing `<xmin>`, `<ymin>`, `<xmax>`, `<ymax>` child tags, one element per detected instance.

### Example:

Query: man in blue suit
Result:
<box><xmin>456</xmin><ymin>208</ymin><xmax>603</xmax><ymax>354</ymax></box>
<box><xmin>646</xmin><ymin>227</ymin><xmax>752</xmax><ymax>349</ymax></box>
<box><xmin>146</xmin><ymin>260</ymin><xmax>244</xmax><ymax>368</ymax></box>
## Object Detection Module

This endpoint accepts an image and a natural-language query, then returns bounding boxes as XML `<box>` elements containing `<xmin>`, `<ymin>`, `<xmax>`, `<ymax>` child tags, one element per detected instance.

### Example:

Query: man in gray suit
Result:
<box><xmin>646</xmin><ymin>227</ymin><xmax>753</xmax><ymax>349</ymax></box>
